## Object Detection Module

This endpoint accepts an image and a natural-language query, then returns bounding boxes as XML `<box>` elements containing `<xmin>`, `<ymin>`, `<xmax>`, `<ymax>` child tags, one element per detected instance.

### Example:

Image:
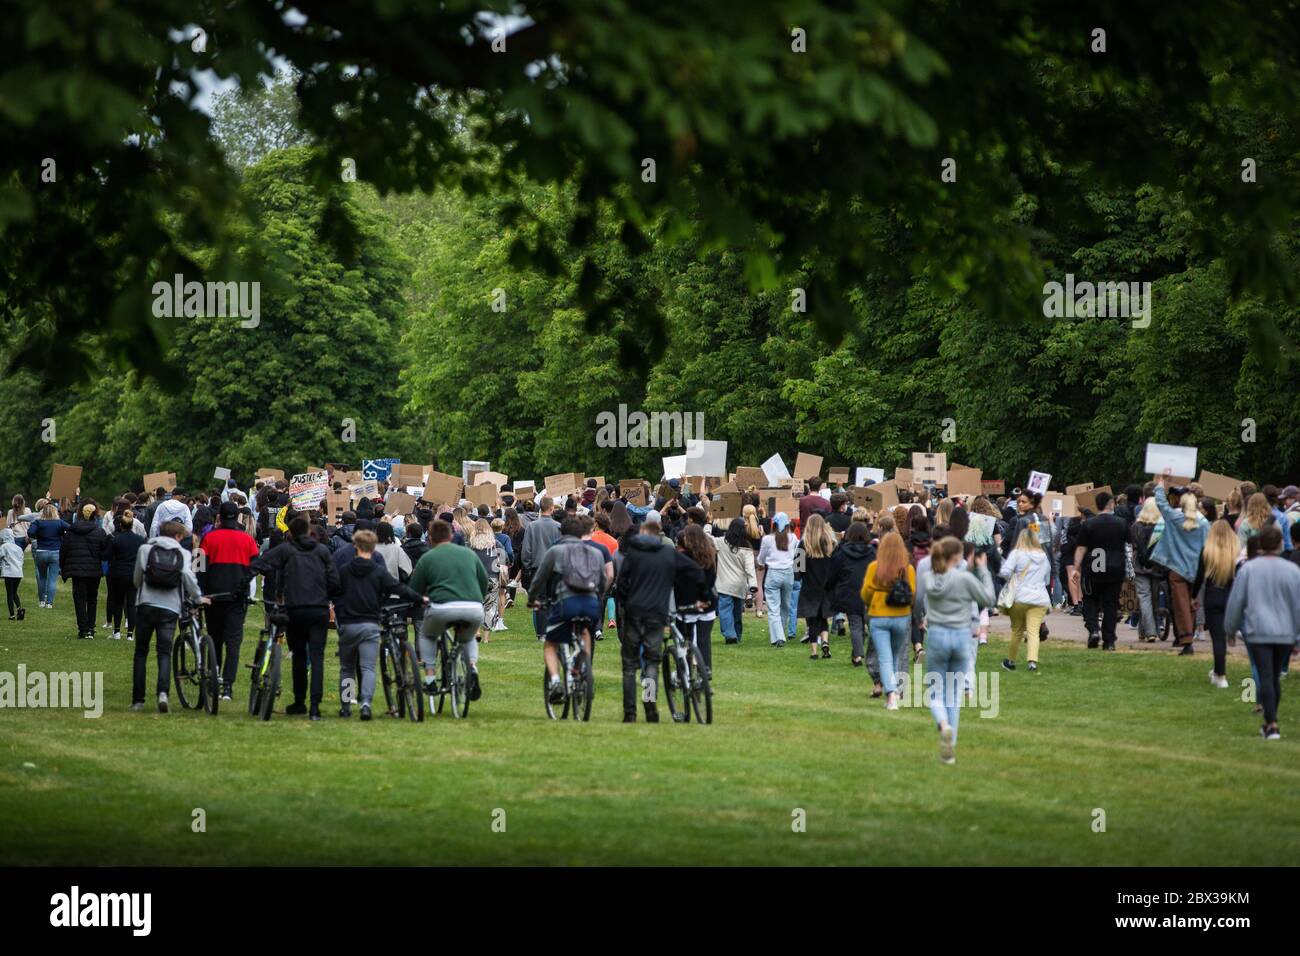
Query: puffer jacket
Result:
<box><xmin>60</xmin><ymin>519</ymin><xmax>108</xmax><ymax>578</ymax></box>
<box><xmin>828</xmin><ymin>539</ymin><xmax>875</xmax><ymax>614</ymax></box>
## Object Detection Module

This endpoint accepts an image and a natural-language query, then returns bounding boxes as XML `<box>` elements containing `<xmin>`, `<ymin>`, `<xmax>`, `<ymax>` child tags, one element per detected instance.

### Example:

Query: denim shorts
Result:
<box><xmin>546</xmin><ymin>595</ymin><xmax>601</xmax><ymax>642</ymax></box>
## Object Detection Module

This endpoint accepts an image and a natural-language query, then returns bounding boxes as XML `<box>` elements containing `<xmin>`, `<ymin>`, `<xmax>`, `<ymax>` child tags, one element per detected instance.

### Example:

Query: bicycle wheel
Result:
<box><xmin>1157</xmin><ymin>585</ymin><xmax>1172</xmax><ymax>641</ymax></box>
<box><xmin>660</xmin><ymin>640</ymin><xmax>686</xmax><ymax>723</ymax></box>
<box><xmin>172</xmin><ymin>634</ymin><xmax>199</xmax><ymax>710</ymax></box>
<box><xmin>200</xmin><ymin>634</ymin><xmax>220</xmax><ymax>715</ymax></box>
<box><xmin>259</xmin><ymin>642</ymin><xmax>282</xmax><ymax>721</ymax></box>
<box><xmin>569</xmin><ymin>652</ymin><xmax>593</xmax><ymax>722</ymax></box>
<box><xmin>686</xmin><ymin>646</ymin><xmax>712</xmax><ymax>725</ymax></box>
<box><xmin>397</xmin><ymin>640</ymin><xmax>424</xmax><ymax>722</ymax></box>
<box><xmin>248</xmin><ymin>636</ymin><xmax>267</xmax><ymax>716</ymax></box>
<box><xmin>447</xmin><ymin>639</ymin><xmax>470</xmax><ymax>719</ymax></box>
<box><xmin>379</xmin><ymin>640</ymin><xmax>398</xmax><ymax>716</ymax></box>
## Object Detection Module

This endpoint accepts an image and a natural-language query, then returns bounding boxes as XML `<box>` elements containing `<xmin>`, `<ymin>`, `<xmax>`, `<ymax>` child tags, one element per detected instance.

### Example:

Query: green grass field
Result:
<box><xmin>1</xmin><ymin>564</ymin><xmax>1297</xmax><ymax>866</ymax></box>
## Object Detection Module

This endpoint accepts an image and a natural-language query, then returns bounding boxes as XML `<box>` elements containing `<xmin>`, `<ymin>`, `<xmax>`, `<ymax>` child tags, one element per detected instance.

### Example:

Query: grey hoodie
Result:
<box><xmin>0</xmin><ymin>528</ymin><xmax>23</xmax><ymax>577</ymax></box>
<box><xmin>918</xmin><ymin>562</ymin><xmax>995</xmax><ymax>629</ymax></box>
<box><xmin>133</xmin><ymin>536</ymin><xmax>201</xmax><ymax>615</ymax></box>
<box><xmin>1224</xmin><ymin>556</ymin><xmax>1300</xmax><ymax>646</ymax></box>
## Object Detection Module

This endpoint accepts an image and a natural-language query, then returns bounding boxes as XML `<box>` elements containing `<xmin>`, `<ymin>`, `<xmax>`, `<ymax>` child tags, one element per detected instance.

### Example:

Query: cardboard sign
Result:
<box><xmin>51</xmin><ymin>464</ymin><xmax>83</xmax><ymax>499</ymax></box>
<box><xmin>714</xmin><ymin>480</ymin><xmax>739</xmax><ymax>494</ymax></box>
<box><xmin>684</xmin><ymin>439</ymin><xmax>728</xmax><ymax>478</ymax></box>
<box><xmin>981</xmin><ymin>479</ymin><xmax>1005</xmax><ymax>497</ymax></box>
<box><xmin>461</xmin><ymin>460</ymin><xmax>491</xmax><ymax>485</ymax></box>
<box><xmin>466</xmin><ymin>483</ymin><xmax>498</xmax><ymax>508</ymax></box>
<box><xmin>256</xmin><ymin>468</ymin><xmax>285</xmax><ymax>483</ymax></box>
<box><xmin>684</xmin><ymin>475</ymin><xmax>705</xmax><ymax>494</ymax></box>
<box><xmin>792</xmin><ymin>452</ymin><xmax>823</xmax><ymax>480</ymax></box>
<box><xmin>1065</xmin><ymin>483</ymin><xmax>1094</xmax><ymax>496</ymax></box>
<box><xmin>472</xmin><ymin>470</ymin><xmax>508</xmax><ymax>488</ymax></box>
<box><xmin>1041</xmin><ymin>490</ymin><xmax>1077</xmax><ymax>518</ymax></box>
<box><xmin>348</xmin><ymin>479</ymin><xmax>379</xmax><ymax>501</ymax></box>
<box><xmin>545</xmin><ymin>472</ymin><xmax>579</xmax><ymax>496</ymax></box>
<box><xmin>895</xmin><ymin>467</ymin><xmax>915</xmax><ymax>486</ymax></box>
<box><xmin>513</xmin><ymin>487</ymin><xmax>536</xmax><ymax>503</ymax></box>
<box><xmin>512</xmin><ymin>480</ymin><xmax>536</xmax><ymax>494</ymax></box>
<box><xmin>735</xmin><ymin>466</ymin><xmax>767</xmax><ymax>489</ymax></box>
<box><xmin>712</xmin><ymin>492</ymin><xmax>744</xmax><ymax>521</ymax></box>
<box><xmin>325</xmin><ymin>490</ymin><xmax>351</xmax><ymax>525</ymax></box>
<box><xmin>912</xmin><ymin>452</ymin><xmax>947</xmax><ymax>485</ymax></box>
<box><xmin>385</xmin><ymin>491</ymin><xmax>417</xmax><ymax>516</ymax></box>
<box><xmin>1144</xmin><ymin>443</ymin><xmax>1197</xmax><ymax>479</ymax></box>
<box><xmin>214</xmin><ymin>466</ymin><xmax>232</xmax><ymax>481</ymax></box>
<box><xmin>760</xmin><ymin>454</ymin><xmax>791</xmax><ymax>485</ymax></box>
<box><xmin>855</xmin><ymin>467</ymin><xmax>886</xmax><ymax>486</ymax></box>
<box><xmin>143</xmin><ymin>470</ymin><xmax>176</xmax><ymax>494</ymax></box>
<box><xmin>828</xmin><ymin>467</ymin><xmax>850</xmax><ymax>485</ymax></box>
<box><xmin>853</xmin><ymin>481</ymin><xmax>898</xmax><ymax>511</ymax></box>
<box><xmin>620</xmin><ymin>479</ymin><xmax>647</xmax><ymax>506</ymax></box>
<box><xmin>424</xmin><ymin>470</ymin><xmax>463</xmax><ymax>506</ymax></box>
<box><xmin>947</xmin><ymin>467</ymin><xmax>983</xmax><ymax>497</ymax></box>
<box><xmin>1075</xmin><ymin>485</ymin><xmax>1112</xmax><ymax>513</ymax></box>
<box><xmin>1027</xmin><ymin>471</ymin><xmax>1052</xmax><ymax>496</ymax></box>
<box><xmin>764</xmin><ymin>494</ymin><xmax>798</xmax><ymax>520</ymax></box>
<box><xmin>1197</xmin><ymin>470</ymin><xmax>1244</xmax><ymax>502</ymax></box>
<box><xmin>289</xmin><ymin>470</ymin><xmax>329</xmax><ymax>510</ymax></box>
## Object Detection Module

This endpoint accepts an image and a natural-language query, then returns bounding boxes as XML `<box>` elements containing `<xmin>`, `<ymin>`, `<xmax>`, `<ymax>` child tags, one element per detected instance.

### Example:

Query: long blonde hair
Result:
<box><xmin>802</xmin><ymin>513</ymin><xmax>837</xmax><ymax>558</ymax></box>
<box><xmin>742</xmin><ymin>504</ymin><xmax>762</xmax><ymax>541</ymax></box>
<box><xmin>1203</xmin><ymin>520</ymin><xmax>1238</xmax><ymax>587</ymax></box>
<box><xmin>469</xmin><ymin>518</ymin><xmax>495</xmax><ymax>550</ymax></box>
<box><xmin>1014</xmin><ymin>521</ymin><xmax>1043</xmax><ymax>553</ymax></box>
<box><xmin>1137</xmin><ymin>497</ymin><xmax>1161</xmax><ymax>525</ymax></box>
<box><xmin>1179</xmin><ymin>491</ymin><xmax>1200</xmax><ymax>532</ymax></box>
<box><xmin>1244</xmin><ymin>492</ymin><xmax>1272</xmax><ymax>533</ymax></box>
<box><xmin>935</xmin><ymin>498</ymin><xmax>955</xmax><ymax>527</ymax></box>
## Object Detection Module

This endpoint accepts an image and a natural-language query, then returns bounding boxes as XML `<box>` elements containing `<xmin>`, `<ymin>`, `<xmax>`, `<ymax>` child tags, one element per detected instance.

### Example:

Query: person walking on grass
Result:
<box><xmin>999</xmin><ymin>518</ymin><xmax>1051</xmax><ymax>672</ymax></box>
<box><xmin>860</xmin><ymin>530</ymin><xmax>916</xmax><ymax>710</ymax></box>
<box><xmin>131</xmin><ymin>520</ymin><xmax>206</xmax><ymax>713</ymax></box>
<box><xmin>199</xmin><ymin>500</ymin><xmax>260</xmax><ymax>700</ymax></box>
<box><xmin>1151</xmin><ymin>471</ymin><xmax>1209</xmax><ymax>656</ymax></box>
<box><xmin>756</xmin><ymin>512</ymin><xmax>797</xmax><ymax>647</ymax></box>
<box><xmin>1201</xmin><ymin>519</ymin><xmax>1240</xmax><ymax>690</ymax></box>
<box><xmin>27</xmin><ymin>499</ymin><xmax>67</xmax><ymax>609</ymax></box>
<box><xmin>828</xmin><ymin>522</ymin><xmax>878</xmax><ymax>686</ymax></box>
<box><xmin>613</xmin><ymin>512</ymin><xmax>676</xmax><ymax>722</ymax></box>
<box><xmin>715</xmin><ymin>517</ymin><xmax>757</xmax><ymax>645</ymax></box>
<box><xmin>61</xmin><ymin>501</ymin><xmax>109</xmax><ymax>640</ymax></box>
<box><xmin>106</xmin><ymin>511</ymin><xmax>144</xmax><ymax>639</ymax></box>
<box><xmin>1224</xmin><ymin>524</ymin><xmax>1300</xmax><ymax>740</ymax></box>
<box><xmin>795</xmin><ymin>513</ymin><xmax>837</xmax><ymax>660</ymax></box>
<box><xmin>0</xmin><ymin>527</ymin><xmax>25</xmax><ymax>621</ymax></box>
<box><xmin>335</xmin><ymin>529</ymin><xmax>427</xmax><ymax>720</ymax></box>
<box><xmin>1071</xmin><ymin>490</ymin><xmax>1128</xmax><ymax>651</ymax></box>
<box><xmin>917</xmin><ymin>537</ymin><xmax>996</xmax><ymax>764</ymax></box>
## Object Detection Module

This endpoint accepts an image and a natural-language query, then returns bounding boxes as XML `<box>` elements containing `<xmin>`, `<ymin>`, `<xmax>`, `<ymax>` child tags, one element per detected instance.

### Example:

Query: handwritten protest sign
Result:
<box><xmin>289</xmin><ymin>471</ymin><xmax>328</xmax><ymax>510</ymax></box>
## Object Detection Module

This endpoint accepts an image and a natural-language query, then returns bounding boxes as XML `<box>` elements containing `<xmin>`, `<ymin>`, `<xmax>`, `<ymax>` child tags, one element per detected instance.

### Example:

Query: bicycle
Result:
<box><xmin>172</xmin><ymin>595</ymin><xmax>223</xmax><ymax>715</ymax></box>
<box><xmin>420</xmin><ymin>614</ymin><xmax>472</xmax><ymax>720</ymax></box>
<box><xmin>1155</xmin><ymin>574</ymin><xmax>1173</xmax><ymax>641</ymax></box>
<box><xmin>246</xmin><ymin>598</ymin><xmax>287</xmax><ymax>721</ymax></box>
<box><xmin>377</xmin><ymin>601</ymin><xmax>424</xmax><ymax>722</ymax></box>
<box><xmin>536</xmin><ymin>602</ymin><xmax>593</xmax><ymax>721</ymax></box>
<box><xmin>661</xmin><ymin>605</ymin><xmax>713</xmax><ymax>724</ymax></box>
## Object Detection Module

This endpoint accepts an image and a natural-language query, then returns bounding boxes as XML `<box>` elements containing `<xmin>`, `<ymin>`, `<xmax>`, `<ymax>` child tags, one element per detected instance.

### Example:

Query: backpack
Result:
<box><xmin>885</xmin><ymin>569</ymin><xmax>913</xmax><ymax>607</ymax></box>
<box><xmin>144</xmin><ymin>543</ymin><xmax>184</xmax><ymax>589</ymax></box>
<box><xmin>561</xmin><ymin>540</ymin><xmax>603</xmax><ymax>592</ymax></box>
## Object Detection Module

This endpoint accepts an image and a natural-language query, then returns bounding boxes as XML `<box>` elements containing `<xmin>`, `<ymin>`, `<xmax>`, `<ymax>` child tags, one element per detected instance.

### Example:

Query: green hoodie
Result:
<box><xmin>409</xmin><ymin>542</ymin><xmax>490</xmax><ymax>604</ymax></box>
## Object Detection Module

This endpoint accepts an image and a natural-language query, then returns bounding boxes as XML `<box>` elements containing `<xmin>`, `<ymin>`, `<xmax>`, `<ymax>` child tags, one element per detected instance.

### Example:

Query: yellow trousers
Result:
<box><xmin>1007</xmin><ymin>602</ymin><xmax>1047</xmax><ymax>664</ymax></box>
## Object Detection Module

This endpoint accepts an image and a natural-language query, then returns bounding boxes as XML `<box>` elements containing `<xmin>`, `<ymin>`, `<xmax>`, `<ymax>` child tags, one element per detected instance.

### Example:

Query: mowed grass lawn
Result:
<box><xmin>1</xmin><ymin>561</ymin><xmax>1297</xmax><ymax>866</ymax></box>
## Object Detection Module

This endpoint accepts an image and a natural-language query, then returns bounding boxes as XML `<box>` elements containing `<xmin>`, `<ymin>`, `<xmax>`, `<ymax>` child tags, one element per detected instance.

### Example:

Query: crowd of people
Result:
<box><xmin>4</xmin><ymin>466</ymin><xmax>1299</xmax><ymax>754</ymax></box>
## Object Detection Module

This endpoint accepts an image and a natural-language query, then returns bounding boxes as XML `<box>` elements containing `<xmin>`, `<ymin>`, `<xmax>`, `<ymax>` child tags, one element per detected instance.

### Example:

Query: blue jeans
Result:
<box><xmin>869</xmin><ymin>615</ymin><xmax>911</xmax><ymax>695</ymax></box>
<box><xmin>718</xmin><ymin>593</ymin><xmax>744</xmax><ymax>641</ymax></box>
<box><xmin>763</xmin><ymin>566</ymin><xmax>793</xmax><ymax>645</ymax></box>
<box><xmin>34</xmin><ymin>550</ymin><xmax>59</xmax><ymax>604</ymax></box>
<box><xmin>924</xmin><ymin>624</ymin><xmax>974</xmax><ymax>743</ymax></box>
<box><xmin>787</xmin><ymin>577</ymin><xmax>802</xmax><ymax>639</ymax></box>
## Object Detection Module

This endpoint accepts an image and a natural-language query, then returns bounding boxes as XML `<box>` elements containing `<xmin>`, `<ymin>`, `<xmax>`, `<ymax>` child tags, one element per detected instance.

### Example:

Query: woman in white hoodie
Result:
<box><xmin>998</xmin><ymin>519</ymin><xmax>1053</xmax><ymax>672</ymax></box>
<box><xmin>715</xmin><ymin>518</ymin><xmax>758</xmax><ymax>644</ymax></box>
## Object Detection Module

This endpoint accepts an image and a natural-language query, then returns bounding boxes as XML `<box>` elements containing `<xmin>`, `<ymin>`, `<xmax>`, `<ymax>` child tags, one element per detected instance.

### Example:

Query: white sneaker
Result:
<box><xmin>939</xmin><ymin>725</ymin><xmax>956</xmax><ymax>764</ymax></box>
<box><xmin>111</xmin><ymin>631</ymin><xmax>121</xmax><ymax>641</ymax></box>
<box><xmin>885</xmin><ymin>694</ymin><xmax>900</xmax><ymax>711</ymax></box>
<box><xmin>492</xmin><ymin>618</ymin><xmax>507</xmax><ymax>631</ymax></box>
<box><xmin>157</xmin><ymin>692</ymin><xmax>169</xmax><ymax>714</ymax></box>
<box><xmin>1209</xmin><ymin>670</ymin><xmax>1229</xmax><ymax>689</ymax></box>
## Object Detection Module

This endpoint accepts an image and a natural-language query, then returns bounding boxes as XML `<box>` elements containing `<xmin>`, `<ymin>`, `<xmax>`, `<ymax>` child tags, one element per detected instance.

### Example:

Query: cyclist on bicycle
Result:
<box><xmin>408</xmin><ymin>519</ymin><xmax>491</xmax><ymax>702</ymax></box>
<box><xmin>614</xmin><ymin>510</ymin><xmax>677</xmax><ymax>722</ymax></box>
<box><xmin>530</xmin><ymin>515</ymin><xmax>613</xmax><ymax>704</ymax></box>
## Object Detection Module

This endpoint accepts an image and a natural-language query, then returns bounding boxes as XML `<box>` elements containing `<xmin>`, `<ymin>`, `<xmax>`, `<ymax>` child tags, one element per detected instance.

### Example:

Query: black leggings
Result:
<box><xmin>682</xmin><ymin>618</ymin><xmax>715</xmax><ymax>671</ymax></box>
<box><xmin>286</xmin><ymin>606</ymin><xmax>329</xmax><ymax>709</ymax></box>
<box><xmin>1248</xmin><ymin>643</ymin><xmax>1288</xmax><ymax>726</ymax></box>
<box><xmin>4</xmin><ymin>577</ymin><xmax>21</xmax><ymax>615</ymax></box>
<box><xmin>106</xmin><ymin>575</ymin><xmax>137</xmax><ymax>633</ymax></box>
<box><xmin>1205</xmin><ymin>607</ymin><xmax>1227</xmax><ymax>677</ymax></box>
<box><xmin>806</xmin><ymin>616</ymin><xmax>829</xmax><ymax>643</ymax></box>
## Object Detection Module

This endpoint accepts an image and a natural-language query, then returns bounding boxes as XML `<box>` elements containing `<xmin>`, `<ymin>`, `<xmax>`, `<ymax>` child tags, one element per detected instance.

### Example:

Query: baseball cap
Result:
<box><xmin>644</xmin><ymin>509</ymin><xmax>662</xmax><ymax>525</ymax></box>
<box><xmin>1283</xmin><ymin>485</ymin><xmax>1299</xmax><ymax>500</ymax></box>
<box><xmin>667</xmin><ymin>478</ymin><xmax>680</xmax><ymax>489</ymax></box>
<box><xmin>218</xmin><ymin>500</ymin><xmax>240</xmax><ymax>520</ymax></box>
<box><xmin>773</xmin><ymin>512</ymin><xmax>790</xmax><ymax>531</ymax></box>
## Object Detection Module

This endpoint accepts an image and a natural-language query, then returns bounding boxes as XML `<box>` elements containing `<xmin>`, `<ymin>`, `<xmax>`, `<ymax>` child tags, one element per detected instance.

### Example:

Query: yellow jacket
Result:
<box><xmin>860</xmin><ymin>561</ymin><xmax>915</xmax><ymax>617</ymax></box>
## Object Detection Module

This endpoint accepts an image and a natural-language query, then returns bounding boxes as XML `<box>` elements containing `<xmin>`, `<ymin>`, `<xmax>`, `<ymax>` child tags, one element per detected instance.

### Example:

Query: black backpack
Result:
<box><xmin>144</xmin><ymin>544</ymin><xmax>184</xmax><ymax>589</ymax></box>
<box><xmin>885</xmin><ymin>569</ymin><xmax>913</xmax><ymax>607</ymax></box>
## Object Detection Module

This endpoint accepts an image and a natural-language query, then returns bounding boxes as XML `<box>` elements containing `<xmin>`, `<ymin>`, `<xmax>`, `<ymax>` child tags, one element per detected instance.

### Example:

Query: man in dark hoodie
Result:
<box><xmin>614</xmin><ymin>512</ymin><xmax>678</xmax><ymax>722</ymax></box>
<box><xmin>251</xmin><ymin>516</ymin><xmax>342</xmax><ymax>720</ymax></box>
<box><xmin>61</xmin><ymin>502</ymin><xmax>110</xmax><ymax>640</ymax></box>
<box><xmin>200</xmin><ymin>500</ymin><xmax>260</xmax><ymax>700</ymax></box>
<box><xmin>336</xmin><ymin>529</ymin><xmax>427</xmax><ymax>720</ymax></box>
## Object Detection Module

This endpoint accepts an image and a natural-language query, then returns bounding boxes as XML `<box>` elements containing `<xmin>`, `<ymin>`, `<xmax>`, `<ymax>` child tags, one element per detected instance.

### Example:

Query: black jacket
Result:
<box><xmin>617</xmin><ymin>533</ymin><xmax>678</xmax><ymax>622</ymax></box>
<box><xmin>828</xmin><ymin>540</ymin><xmax>875</xmax><ymax>614</ymax></box>
<box><xmin>672</xmin><ymin>552</ymin><xmax>716</xmax><ymax>614</ymax></box>
<box><xmin>107</xmin><ymin>530</ymin><xmax>145</xmax><ymax>579</ymax></box>
<box><xmin>60</xmin><ymin>519</ymin><xmax>109</xmax><ymax>578</ymax></box>
<box><xmin>1077</xmin><ymin>512</ymin><xmax>1128</xmax><ymax>583</ymax></box>
<box><xmin>335</xmin><ymin>556</ymin><xmax>422</xmax><ymax>624</ymax></box>
<box><xmin>795</xmin><ymin>544</ymin><xmax>837</xmax><ymax>618</ymax></box>
<box><xmin>402</xmin><ymin>538</ymin><xmax>430</xmax><ymax>567</ymax></box>
<box><xmin>827</xmin><ymin>510</ymin><xmax>852</xmax><ymax>534</ymax></box>
<box><xmin>251</xmin><ymin>533</ymin><xmax>342</xmax><ymax>608</ymax></box>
